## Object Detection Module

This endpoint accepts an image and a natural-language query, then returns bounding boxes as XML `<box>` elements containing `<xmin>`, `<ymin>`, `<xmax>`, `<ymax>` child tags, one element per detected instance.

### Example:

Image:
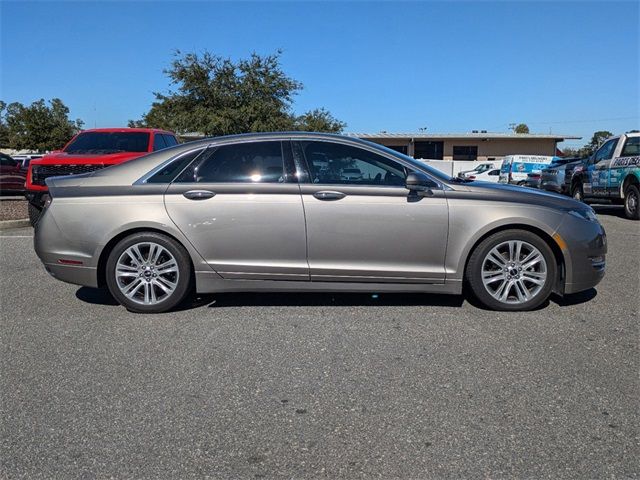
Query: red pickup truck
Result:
<box><xmin>26</xmin><ymin>127</ymin><xmax>178</xmax><ymax>224</ymax></box>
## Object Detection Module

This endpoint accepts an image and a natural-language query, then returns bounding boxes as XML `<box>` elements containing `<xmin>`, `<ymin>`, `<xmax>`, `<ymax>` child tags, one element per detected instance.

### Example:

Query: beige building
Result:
<box><xmin>351</xmin><ymin>132</ymin><xmax>580</xmax><ymax>161</ymax></box>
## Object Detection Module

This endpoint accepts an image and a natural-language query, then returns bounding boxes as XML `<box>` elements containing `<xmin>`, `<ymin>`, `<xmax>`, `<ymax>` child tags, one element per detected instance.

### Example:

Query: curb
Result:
<box><xmin>0</xmin><ymin>219</ymin><xmax>31</xmax><ymax>230</ymax></box>
<box><xmin>0</xmin><ymin>196</ymin><xmax>26</xmax><ymax>201</ymax></box>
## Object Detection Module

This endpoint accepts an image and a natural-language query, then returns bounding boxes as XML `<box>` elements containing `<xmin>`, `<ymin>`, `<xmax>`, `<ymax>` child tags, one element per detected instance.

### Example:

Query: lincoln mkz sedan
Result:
<box><xmin>34</xmin><ymin>133</ymin><xmax>606</xmax><ymax>313</ymax></box>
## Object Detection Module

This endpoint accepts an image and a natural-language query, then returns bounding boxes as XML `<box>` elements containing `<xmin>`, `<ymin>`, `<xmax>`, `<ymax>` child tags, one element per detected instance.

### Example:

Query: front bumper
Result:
<box><xmin>555</xmin><ymin>214</ymin><xmax>607</xmax><ymax>294</ymax></box>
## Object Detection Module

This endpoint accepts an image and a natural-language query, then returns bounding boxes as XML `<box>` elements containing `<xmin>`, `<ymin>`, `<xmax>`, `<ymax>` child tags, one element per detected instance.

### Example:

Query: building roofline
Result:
<box><xmin>348</xmin><ymin>132</ymin><xmax>581</xmax><ymax>140</ymax></box>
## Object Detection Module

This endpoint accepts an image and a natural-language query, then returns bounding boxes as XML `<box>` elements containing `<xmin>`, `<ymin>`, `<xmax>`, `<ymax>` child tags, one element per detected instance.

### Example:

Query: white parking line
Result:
<box><xmin>0</xmin><ymin>236</ymin><xmax>33</xmax><ymax>238</ymax></box>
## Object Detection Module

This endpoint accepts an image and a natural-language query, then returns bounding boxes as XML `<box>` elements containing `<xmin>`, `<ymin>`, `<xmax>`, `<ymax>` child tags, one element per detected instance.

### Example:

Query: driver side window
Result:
<box><xmin>594</xmin><ymin>138</ymin><xmax>618</xmax><ymax>162</ymax></box>
<box><xmin>298</xmin><ymin>141</ymin><xmax>406</xmax><ymax>186</ymax></box>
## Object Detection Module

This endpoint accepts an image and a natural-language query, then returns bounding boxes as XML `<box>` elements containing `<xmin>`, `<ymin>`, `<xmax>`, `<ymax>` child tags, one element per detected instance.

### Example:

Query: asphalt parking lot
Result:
<box><xmin>1</xmin><ymin>206</ymin><xmax>638</xmax><ymax>479</ymax></box>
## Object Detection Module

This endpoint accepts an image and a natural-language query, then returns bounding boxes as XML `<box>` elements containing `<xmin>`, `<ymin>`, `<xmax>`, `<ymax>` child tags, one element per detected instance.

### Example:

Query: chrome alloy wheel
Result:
<box><xmin>115</xmin><ymin>242</ymin><xmax>179</xmax><ymax>305</ymax></box>
<box><xmin>481</xmin><ymin>240</ymin><xmax>547</xmax><ymax>305</ymax></box>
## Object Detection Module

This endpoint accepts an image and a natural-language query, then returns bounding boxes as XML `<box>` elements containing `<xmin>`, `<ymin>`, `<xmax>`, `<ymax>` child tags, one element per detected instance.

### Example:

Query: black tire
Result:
<box><xmin>105</xmin><ymin>232</ymin><xmax>192</xmax><ymax>313</ymax></box>
<box><xmin>517</xmin><ymin>181</ymin><xmax>526</xmax><ymax>186</ymax></box>
<box><xmin>571</xmin><ymin>182</ymin><xmax>584</xmax><ymax>202</ymax></box>
<box><xmin>466</xmin><ymin>229</ymin><xmax>557</xmax><ymax>311</ymax></box>
<box><xmin>624</xmin><ymin>184</ymin><xmax>640</xmax><ymax>220</ymax></box>
<box><xmin>28</xmin><ymin>202</ymin><xmax>42</xmax><ymax>226</ymax></box>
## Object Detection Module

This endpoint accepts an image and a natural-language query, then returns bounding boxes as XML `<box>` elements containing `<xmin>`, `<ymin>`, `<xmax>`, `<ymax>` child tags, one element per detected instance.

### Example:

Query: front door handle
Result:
<box><xmin>313</xmin><ymin>190</ymin><xmax>346</xmax><ymax>201</ymax></box>
<box><xmin>183</xmin><ymin>190</ymin><xmax>216</xmax><ymax>200</ymax></box>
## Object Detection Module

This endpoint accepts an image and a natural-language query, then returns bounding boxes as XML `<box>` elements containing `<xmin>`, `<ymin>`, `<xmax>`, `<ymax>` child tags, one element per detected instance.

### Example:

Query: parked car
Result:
<box><xmin>524</xmin><ymin>158</ymin><xmax>573</xmax><ymax>189</ymax></box>
<box><xmin>12</xmin><ymin>154</ymin><xmax>43</xmax><ymax>172</ymax></box>
<box><xmin>465</xmin><ymin>168</ymin><xmax>501</xmax><ymax>182</ymax></box>
<box><xmin>458</xmin><ymin>162</ymin><xmax>495</xmax><ymax>178</ymax></box>
<box><xmin>0</xmin><ymin>152</ymin><xmax>27</xmax><ymax>194</ymax></box>
<box><xmin>499</xmin><ymin>155</ymin><xmax>556</xmax><ymax>185</ymax></box>
<box><xmin>25</xmin><ymin>128</ymin><xmax>178</xmax><ymax>224</ymax></box>
<box><xmin>540</xmin><ymin>157</ymin><xmax>586</xmax><ymax>195</ymax></box>
<box><xmin>35</xmin><ymin>132</ymin><xmax>606</xmax><ymax>313</ymax></box>
<box><xmin>569</xmin><ymin>132</ymin><xmax>640</xmax><ymax>219</ymax></box>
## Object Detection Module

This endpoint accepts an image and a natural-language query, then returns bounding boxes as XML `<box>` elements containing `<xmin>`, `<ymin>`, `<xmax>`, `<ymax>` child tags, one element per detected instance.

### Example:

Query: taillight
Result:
<box><xmin>468</xmin><ymin>175</ymin><xmax>476</xmax><ymax>180</ymax></box>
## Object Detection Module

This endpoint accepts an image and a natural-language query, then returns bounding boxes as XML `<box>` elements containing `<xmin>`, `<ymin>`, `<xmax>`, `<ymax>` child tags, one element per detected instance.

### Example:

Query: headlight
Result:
<box><xmin>568</xmin><ymin>208</ymin><xmax>598</xmax><ymax>223</ymax></box>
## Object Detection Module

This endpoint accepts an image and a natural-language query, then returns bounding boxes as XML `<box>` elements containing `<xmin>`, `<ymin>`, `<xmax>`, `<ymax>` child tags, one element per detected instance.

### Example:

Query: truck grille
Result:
<box><xmin>31</xmin><ymin>164</ymin><xmax>105</xmax><ymax>186</ymax></box>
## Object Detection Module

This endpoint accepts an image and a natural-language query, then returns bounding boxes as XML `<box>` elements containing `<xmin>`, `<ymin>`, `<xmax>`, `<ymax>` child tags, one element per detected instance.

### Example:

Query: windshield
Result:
<box><xmin>65</xmin><ymin>132</ymin><xmax>150</xmax><ymax>154</ymax></box>
<box><xmin>366</xmin><ymin>142</ymin><xmax>454</xmax><ymax>183</ymax></box>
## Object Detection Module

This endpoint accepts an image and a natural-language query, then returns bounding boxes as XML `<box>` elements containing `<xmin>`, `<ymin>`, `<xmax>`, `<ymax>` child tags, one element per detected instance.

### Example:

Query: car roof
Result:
<box><xmin>79</xmin><ymin>127</ymin><xmax>176</xmax><ymax>134</ymax></box>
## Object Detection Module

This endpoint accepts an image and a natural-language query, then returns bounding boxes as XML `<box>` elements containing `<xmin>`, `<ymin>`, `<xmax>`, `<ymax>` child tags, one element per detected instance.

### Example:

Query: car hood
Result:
<box><xmin>454</xmin><ymin>180</ymin><xmax>586</xmax><ymax>211</ymax></box>
<box><xmin>32</xmin><ymin>151</ymin><xmax>146</xmax><ymax>165</ymax></box>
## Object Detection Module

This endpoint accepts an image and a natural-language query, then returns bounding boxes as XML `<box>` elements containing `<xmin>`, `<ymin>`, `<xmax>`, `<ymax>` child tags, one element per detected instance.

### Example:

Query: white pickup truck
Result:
<box><xmin>570</xmin><ymin>132</ymin><xmax>640</xmax><ymax>220</ymax></box>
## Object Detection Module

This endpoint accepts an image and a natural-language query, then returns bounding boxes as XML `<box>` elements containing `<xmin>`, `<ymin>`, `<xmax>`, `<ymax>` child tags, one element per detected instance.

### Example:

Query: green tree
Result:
<box><xmin>3</xmin><ymin>98</ymin><xmax>83</xmax><ymax>151</ymax></box>
<box><xmin>293</xmin><ymin>108</ymin><xmax>345</xmax><ymax>133</ymax></box>
<box><xmin>130</xmin><ymin>50</ymin><xmax>345</xmax><ymax>135</ymax></box>
<box><xmin>513</xmin><ymin>123</ymin><xmax>530</xmax><ymax>134</ymax></box>
<box><xmin>0</xmin><ymin>101</ymin><xmax>8</xmax><ymax>147</ymax></box>
<box><xmin>586</xmin><ymin>130</ymin><xmax>613</xmax><ymax>153</ymax></box>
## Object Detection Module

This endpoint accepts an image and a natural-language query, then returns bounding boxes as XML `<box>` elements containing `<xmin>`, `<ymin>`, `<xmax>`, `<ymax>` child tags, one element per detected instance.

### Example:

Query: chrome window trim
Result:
<box><xmin>134</xmin><ymin>146</ymin><xmax>207</xmax><ymax>185</ymax></box>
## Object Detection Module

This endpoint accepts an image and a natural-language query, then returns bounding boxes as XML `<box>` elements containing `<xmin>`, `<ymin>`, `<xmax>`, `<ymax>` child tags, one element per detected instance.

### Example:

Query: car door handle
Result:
<box><xmin>183</xmin><ymin>190</ymin><xmax>216</xmax><ymax>200</ymax></box>
<box><xmin>313</xmin><ymin>191</ymin><xmax>346</xmax><ymax>201</ymax></box>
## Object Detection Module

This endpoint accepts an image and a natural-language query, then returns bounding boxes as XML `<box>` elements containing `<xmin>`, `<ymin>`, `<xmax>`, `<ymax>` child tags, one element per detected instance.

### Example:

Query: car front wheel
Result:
<box><xmin>624</xmin><ymin>184</ymin><xmax>640</xmax><ymax>220</ymax></box>
<box><xmin>105</xmin><ymin>232</ymin><xmax>192</xmax><ymax>313</ymax></box>
<box><xmin>466</xmin><ymin>230</ymin><xmax>557</xmax><ymax>311</ymax></box>
<box><xmin>572</xmin><ymin>183</ymin><xmax>584</xmax><ymax>202</ymax></box>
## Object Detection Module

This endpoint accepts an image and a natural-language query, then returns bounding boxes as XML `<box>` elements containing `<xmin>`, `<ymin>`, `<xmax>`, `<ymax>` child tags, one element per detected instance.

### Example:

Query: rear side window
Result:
<box><xmin>175</xmin><ymin>141</ymin><xmax>286</xmax><ymax>183</ymax></box>
<box><xmin>153</xmin><ymin>134</ymin><xmax>167</xmax><ymax>151</ymax></box>
<box><xmin>146</xmin><ymin>148</ymin><xmax>205</xmax><ymax>183</ymax></box>
<box><xmin>162</xmin><ymin>134</ymin><xmax>178</xmax><ymax>147</ymax></box>
<box><xmin>620</xmin><ymin>137</ymin><xmax>640</xmax><ymax>157</ymax></box>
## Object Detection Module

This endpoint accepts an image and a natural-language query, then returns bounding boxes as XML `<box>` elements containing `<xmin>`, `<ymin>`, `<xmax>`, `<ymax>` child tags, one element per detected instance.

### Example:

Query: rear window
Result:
<box><xmin>65</xmin><ymin>132</ymin><xmax>150</xmax><ymax>154</ymax></box>
<box><xmin>620</xmin><ymin>136</ymin><xmax>640</xmax><ymax>157</ymax></box>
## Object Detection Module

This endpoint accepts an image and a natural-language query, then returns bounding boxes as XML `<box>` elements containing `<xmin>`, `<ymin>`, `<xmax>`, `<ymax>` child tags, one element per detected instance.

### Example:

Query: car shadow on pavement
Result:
<box><xmin>551</xmin><ymin>288</ymin><xmax>598</xmax><ymax>307</ymax></box>
<box><xmin>75</xmin><ymin>286</ymin><xmax>119</xmax><ymax>306</ymax></box>
<box><xmin>593</xmin><ymin>204</ymin><xmax>626</xmax><ymax>219</ymax></box>
<box><xmin>200</xmin><ymin>291</ymin><xmax>465</xmax><ymax>308</ymax></box>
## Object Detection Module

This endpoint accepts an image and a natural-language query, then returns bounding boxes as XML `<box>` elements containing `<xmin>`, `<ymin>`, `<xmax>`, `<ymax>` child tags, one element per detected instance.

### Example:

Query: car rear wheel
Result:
<box><xmin>624</xmin><ymin>184</ymin><xmax>640</xmax><ymax>220</ymax></box>
<box><xmin>466</xmin><ymin>230</ymin><xmax>557</xmax><ymax>311</ymax></box>
<box><xmin>105</xmin><ymin>232</ymin><xmax>192</xmax><ymax>313</ymax></box>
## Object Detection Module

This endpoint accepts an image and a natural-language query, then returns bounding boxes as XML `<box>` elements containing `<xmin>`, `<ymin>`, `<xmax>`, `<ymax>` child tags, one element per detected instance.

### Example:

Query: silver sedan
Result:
<box><xmin>34</xmin><ymin>133</ymin><xmax>606</xmax><ymax>313</ymax></box>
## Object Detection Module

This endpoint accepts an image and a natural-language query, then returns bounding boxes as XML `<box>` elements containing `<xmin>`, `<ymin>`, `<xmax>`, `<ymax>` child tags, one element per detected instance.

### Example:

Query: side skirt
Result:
<box><xmin>195</xmin><ymin>271</ymin><xmax>462</xmax><ymax>295</ymax></box>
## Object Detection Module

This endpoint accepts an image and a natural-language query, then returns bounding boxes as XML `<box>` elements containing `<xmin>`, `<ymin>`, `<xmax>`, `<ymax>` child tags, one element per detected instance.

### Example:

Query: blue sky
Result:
<box><xmin>1</xmin><ymin>1</ymin><xmax>638</xmax><ymax>148</ymax></box>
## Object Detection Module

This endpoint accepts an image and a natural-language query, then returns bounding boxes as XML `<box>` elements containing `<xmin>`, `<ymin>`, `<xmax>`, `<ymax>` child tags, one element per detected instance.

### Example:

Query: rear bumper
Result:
<box><xmin>42</xmin><ymin>263</ymin><xmax>99</xmax><ymax>288</ymax></box>
<box><xmin>34</xmin><ymin>204</ymin><xmax>99</xmax><ymax>288</ymax></box>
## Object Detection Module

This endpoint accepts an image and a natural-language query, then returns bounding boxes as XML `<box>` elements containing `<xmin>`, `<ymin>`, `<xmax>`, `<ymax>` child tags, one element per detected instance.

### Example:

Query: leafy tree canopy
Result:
<box><xmin>513</xmin><ymin>123</ymin><xmax>530</xmax><ymax>134</ymax></box>
<box><xmin>0</xmin><ymin>98</ymin><xmax>83</xmax><ymax>151</ymax></box>
<box><xmin>129</xmin><ymin>50</ymin><xmax>345</xmax><ymax>136</ymax></box>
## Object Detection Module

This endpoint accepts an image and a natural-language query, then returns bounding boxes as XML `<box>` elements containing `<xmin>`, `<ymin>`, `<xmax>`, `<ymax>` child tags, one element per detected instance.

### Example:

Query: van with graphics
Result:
<box><xmin>570</xmin><ymin>132</ymin><xmax>640</xmax><ymax>220</ymax></box>
<box><xmin>499</xmin><ymin>155</ymin><xmax>556</xmax><ymax>186</ymax></box>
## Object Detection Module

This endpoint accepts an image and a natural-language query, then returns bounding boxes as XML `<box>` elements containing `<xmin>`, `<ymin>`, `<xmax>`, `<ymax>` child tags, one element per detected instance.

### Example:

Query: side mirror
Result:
<box><xmin>405</xmin><ymin>171</ymin><xmax>436</xmax><ymax>192</ymax></box>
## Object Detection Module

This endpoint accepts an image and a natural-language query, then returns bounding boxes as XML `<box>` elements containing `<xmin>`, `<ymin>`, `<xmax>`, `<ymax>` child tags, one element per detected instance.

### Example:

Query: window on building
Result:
<box><xmin>452</xmin><ymin>146</ymin><xmax>478</xmax><ymax>160</ymax></box>
<box><xmin>413</xmin><ymin>141</ymin><xmax>443</xmax><ymax>160</ymax></box>
<box><xmin>385</xmin><ymin>145</ymin><xmax>408</xmax><ymax>155</ymax></box>
<box><xmin>175</xmin><ymin>141</ymin><xmax>286</xmax><ymax>183</ymax></box>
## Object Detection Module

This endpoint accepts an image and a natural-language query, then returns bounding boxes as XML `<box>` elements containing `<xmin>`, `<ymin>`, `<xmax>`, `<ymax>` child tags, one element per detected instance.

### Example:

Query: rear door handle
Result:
<box><xmin>313</xmin><ymin>190</ymin><xmax>346</xmax><ymax>201</ymax></box>
<box><xmin>183</xmin><ymin>190</ymin><xmax>216</xmax><ymax>200</ymax></box>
